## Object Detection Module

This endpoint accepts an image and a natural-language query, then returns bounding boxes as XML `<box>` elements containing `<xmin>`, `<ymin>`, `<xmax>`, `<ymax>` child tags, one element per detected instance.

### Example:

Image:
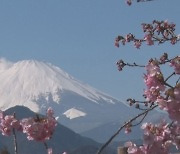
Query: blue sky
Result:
<box><xmin>0</xmin><ymin>0</ymin><xmax>179</xmax><ymax>102</ymax></box>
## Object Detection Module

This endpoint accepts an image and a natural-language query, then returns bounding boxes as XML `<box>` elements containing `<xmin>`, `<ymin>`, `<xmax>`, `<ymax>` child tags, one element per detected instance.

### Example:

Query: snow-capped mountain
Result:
<box><xmin>0</xmin><ymin>58</ymin><xmax>140</xmax><ymax>133</ymax></box>
<box><xmin>0</xmin><ymin>59</ymin><xmax>120</xmax><ymax>111</ymax></box>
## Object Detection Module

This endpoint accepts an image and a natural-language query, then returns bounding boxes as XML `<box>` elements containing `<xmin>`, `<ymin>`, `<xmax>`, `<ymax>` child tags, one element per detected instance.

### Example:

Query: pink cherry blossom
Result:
<box><xmin>47</xmin><ymin>107</ymin><xmax>54</xmax><ymax>117</ymax></box>
<box><xmin>115</xmin><ymin>40</ymin><xmax>119</xmax><ymax>47</ymax></box>
<box><xmin>143</xmin><ymin>60</ymin><xmax>166</xmax><ymax>102</ymax></box>
<box><xmin>159</xmin><ymin>53</ymin><xmax>168</xmax><ymax>64</ymax></box>
<box><xmin>126</xmin><ymin>0</ymin><xmax>132</xmax><ymax>5</ymax></box>
<box><xmin>47</xmin><ymin>148</ymin><xmax>53</xmax><ymax>154</ymax></box>
<box><xmin>116</xmin><ymin>59</ymin><xmax>126</xmax><ymax>71</ymax></box>
<box><xmin>144</xmin><ymin>34</ymin><xmax>154</xmax><ymax>45</ymax></box>
<box><xmin>134</xmin><ymin>40</ymin><xmax>141</xmax><ymax>49</ymax></box>
<box><xmin>125</xmin><ymin>127</ymin><xmax>132</xmax><ymax>134</ymax></box>
<box><xmin>125</xmin><ymin>33</ymin><xmax>134</xmax><ymax>42</ymax></box>
<box><xmin>164</xmin><ymin>84</ymin><xmax>180</xmax><ymax>122</ymax></box>
<box><xmin>156</xmin><ymin>96</ymin><xmax>168</xmax><ymax>110</ymax></box>
<box><xmin>20</xmin><ymin>107</ymin><xmax>57</xmax><ymax>142</ymax></box>
<box><xmin>170</xmin><ymin>56</ymin><xmax>180</xmax><ymax>74</ymax></box>
<box><xmin>0</xmin><ymin>112</ymin><xmax>21</xmax><ymax>136</ymax></box>
<box><xmin>126</xmin><ymin>121</ymin><xmax>180</xmax><ymax>154</ymax></box>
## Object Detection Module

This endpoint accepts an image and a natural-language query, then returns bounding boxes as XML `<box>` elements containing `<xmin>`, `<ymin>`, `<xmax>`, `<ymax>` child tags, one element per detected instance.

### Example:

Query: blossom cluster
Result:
<box><xmin>0</xmin><ymin>111</ymin><xmax>21</xmax><ymax>136</ymax></box>
<box><xmin>21</xmin><ymin>107</ymin><xmax>57</xmax><ymax>141</ymax></box>
<box><xmin>115</xmin><ymin>19</ymin><xmax>180</xmax><ymax>154</ymax></box>
<box><xmin>125</xmin><ymin>121</ymin><xmax>180</xmax><ymax>153</ymax></box>
<box><xmin>0</xmin><ymin>107</ymin><xmax>57</xmax><ymax>153</ymax></box>
<box><xmin>144</xmin><ymin>59</ymin><xmax>165</xmax><ymax>102</ymax></box>
<box><xmin>170</xmin><ymin>56</ymin><xmax>180</xmax><ymax>74</ymax></box>
<box><xmin>142</xmin><ymin>56</ymin><xmax>180</xmax><ymax>123</ymax></box>
<box><xmin>116</xmin><ymin>59</ymin><xmax>126</xmax><ymax>71</ymax></box>
<box><xmin>115</xmin><ymin>20</ymin><xmax>179</xmax><ymax>49</ymax></box>
<box><xmin>116</xmin><ymin>54</ymin><xmax>180</xmax><ymax>154</ymax></box>
<box><xmin>158</xmin><ymin>83</ymin><xmax>180</xmax><ymax>123</ymax></box>
<box><xmin>115</xmin><ymin>53</ymin><xmax>180</xmax><ymax>154</ymax></box>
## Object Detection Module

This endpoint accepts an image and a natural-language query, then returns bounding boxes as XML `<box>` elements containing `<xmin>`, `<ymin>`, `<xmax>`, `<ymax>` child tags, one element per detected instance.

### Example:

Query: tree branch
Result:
<box><xmin>12</xmin><ymin>128</ymin><xmax>18</xmax><ymax>154</ymax></box>
<box><xmin>164</xmin><ymin>72</ymin><xmax>175</xmax><ymax>82</ymax></box>
<box><xmin>12</xmin><ymin>113</ymin><xmax>18</xmax><ymax>154</ymax></box>
<box><xmin>96</xmin><ymin>105</ymin><xmax>158</xmax><ymax>154</ymax></box>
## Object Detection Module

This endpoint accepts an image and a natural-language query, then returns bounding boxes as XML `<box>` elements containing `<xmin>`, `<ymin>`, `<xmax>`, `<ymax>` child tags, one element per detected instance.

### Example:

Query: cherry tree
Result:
<box><xmin>97</xmin><ymin>1</ymin><xmax>180</xmax><ymax>154</ymax></box>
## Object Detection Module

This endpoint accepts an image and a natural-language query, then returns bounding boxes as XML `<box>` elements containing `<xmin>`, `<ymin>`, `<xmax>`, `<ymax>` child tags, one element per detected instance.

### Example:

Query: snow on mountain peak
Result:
<box><xmin>0</xmin><ymin>58</ymin><xmax>13</xmax><ymax>72</ymax></box>
<box><xmin>0</xmin><ymin>59</ymin><xmax>142</xmax><ymax>134</ymax></box>
<box><xmin>0</xmin><ymin>59</ymin><xmax>117</xmax><ymax>112</ymax></box>
<box><xmin>63</xmin><ymin>108</ymin><xmax>87</xmax><ymax>119</ymax></box>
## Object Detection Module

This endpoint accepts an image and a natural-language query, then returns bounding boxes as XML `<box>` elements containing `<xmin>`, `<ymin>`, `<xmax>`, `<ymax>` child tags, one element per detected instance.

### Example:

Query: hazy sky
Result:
<box><xmin>0</xmin><ymin>0</ymin><xmax>179</xmax><ymax>102</ymax></box>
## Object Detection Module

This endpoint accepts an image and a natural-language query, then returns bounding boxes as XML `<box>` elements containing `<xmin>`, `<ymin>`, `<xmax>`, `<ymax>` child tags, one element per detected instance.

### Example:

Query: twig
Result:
<box><xmin>12</xmin><ymin>113</ymin><xmax>18</xmax><ymax>154</ymax></box>
<box><xmin>132</xmin><ymin>111</ymin><xmax>148</xmax><ymax>126</ymax></box>
<box><xmin>176</xmin><ymin>77</ymin><xmax>180</xmax><ymax>85</ymax></box>
<box><xmin>132</xmin><ymin>103</ymin><xmax>154</xmax><ymax>126</ymax></box>
<box><xmin>126</xmin><ymin>62</ymin><xmax>145</xmax><ymax>67</ymax></box>
<box><xmin>96</xmin><ymin>105</ymin><xmax>158</xmax><ymax>154</ymax></box>
<box><xmin>164</xmin><ymin>72</ymin><xmax>175</xmax><ymax>82</ymax></box>
<box><xmin>164</xmin><ymin>82</ymin><xmax>174</xmax><ymax>88</ymax></box>
<box><xmin>43</xmin><ymin>142</ymin><xmax>48</xmax><ymax>149</ymax></box>
<box><xmin>137</xmin><ymin>0</ymin><xmax>156</xmax><ymax>2</ymax></box>
<box><xmin>12</xmin><ymin>128</ymin><xmax>18</xmax><ymax>154</ymax></box>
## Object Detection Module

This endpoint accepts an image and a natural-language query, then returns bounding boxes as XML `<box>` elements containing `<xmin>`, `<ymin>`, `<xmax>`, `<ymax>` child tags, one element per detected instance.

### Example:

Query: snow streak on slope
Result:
<box><xmin>0</xmin><ymin>59</ymin><xmax>117</xmax><ymax>112</ymax></box>
<box><xmin>63</xmin><ymin>108</ymin><xmax>87</xmax><ymax>119</ymax></box>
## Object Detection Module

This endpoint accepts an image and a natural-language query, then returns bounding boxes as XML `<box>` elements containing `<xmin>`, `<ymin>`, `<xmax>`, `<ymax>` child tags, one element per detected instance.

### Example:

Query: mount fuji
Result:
<box><xmin>0</xmin><ymin>58</ymin><xmax>162</xmax><ymax>137</ymax></box>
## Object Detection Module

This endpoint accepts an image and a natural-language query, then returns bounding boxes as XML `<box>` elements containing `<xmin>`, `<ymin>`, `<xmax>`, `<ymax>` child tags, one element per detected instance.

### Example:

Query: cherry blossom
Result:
<box><xmin>20</xmin><ymin>107</ymin><xmax>57</xmax><ymax>142</ymax></box>
<box><xmin>116</xmin><ymin>60</ymin><xmax>126</xmax><ymax>71</ymax></box>
<box><xmin>115</xmin><ymin>20</ymin><xmax>179</xmax><ymax>49</ymax></box>
<box><xmin>143</xmin><ymin>59</ymin><xmax>165</xmax><ymax>102</ymax></box>
<box><xmin>134</xmin><ymin>40</ymin><xmax>141</xmax><ymax>49</ymax></box>
<box><xmin>126</xmin><ymin>0</ymin><xmax>132</xmax><ymax>5</ymax></box>
<box><xmin>47</xmin><ymin>148</ymin><xmax>53</xmax><ymax>154</ymax></box>
<box><xmin>0</xmin><ymin>112</ymin><xmax>21</xmax><ymax>136</ymax></box>
<box><xmin>170</xmin><ymin>56</ymin><xmax>180</xmax><ymax>74</ymax></box>
<box><xmin>125</xmin><ymin>121</ymin><xmax>180</xmax><ymax>154</ymax></box>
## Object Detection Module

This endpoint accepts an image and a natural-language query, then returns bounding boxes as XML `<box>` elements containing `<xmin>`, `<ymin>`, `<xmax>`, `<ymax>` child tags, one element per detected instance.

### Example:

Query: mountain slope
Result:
<box><xmin>81</xmin><ymin>111</ymin><xmax>169</xmax><ymax>143</ymax></box>
<box><xmin>0</xmin><ymin>59</ymin><xmax>140</xmax><ymax>134</ymax></box>
<box><xmin>0</xmin><ymin>59</ymin><xmax>119</xmax><ymax>112</ymax></box>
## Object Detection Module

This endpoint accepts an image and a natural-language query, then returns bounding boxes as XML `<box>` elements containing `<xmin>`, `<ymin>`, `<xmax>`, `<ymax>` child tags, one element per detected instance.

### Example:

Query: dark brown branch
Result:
<box><xmin>132</xmin><ymin>103</ymin><xmax>154</xmax><ymax>126</ymax></box>
<box><xmin>164</xmin><ymin>82</ymin><xmax>174</xmax><ymax>89</ymax></box>
<box><xmin>134</xmin><ymin>100</ymin><xmax>150</xmax><ymax>104</ymax></box>
<box><xmin>164</xmin><ymin>72</ymin><xmax>176</xmax><ymax>82</ymax></box>
<box><xmin>96</xmin><ymin>105</ymin><xmax>158</xmax><ymax>154</ymax></box>
<box><xmin>176</xmin><ymin>77</ymin><xmax>180</xmax><ymax>85</ymax></box>
<box><xmin>136</xmin><ymin>106</ymin><xmax>149</xmax><ymax>111</ymax></box>
<box><xmin>43</xmin><ymin>142</ymin><xmax>48</xmax><ymax>150</ymax></box>
<box><xmin>12</xmin><ymin>113</ymin><xmax>18</xmax><ymax>154</ymax></box>
<box><xmin>12</xmin><ymin>128</ymin><xmax>18</xmax><ymax>154</ymax></box>
<box><xmin>132</xmin><ymin>111</ymin><xmax>148</xmax><ymax>127</ymax></box>
<box><xmin>137</xmin><ymin>0</ymin><xmax>156</xmax><ymax>2</ymax></box>
<box><xmin>126</xmin><ymin>62</ymin><xmax>145</xmax><ymax>67</ymax></box>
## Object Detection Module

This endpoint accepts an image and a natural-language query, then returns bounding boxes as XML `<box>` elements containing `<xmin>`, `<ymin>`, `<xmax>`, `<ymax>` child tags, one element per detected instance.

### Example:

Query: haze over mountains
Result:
<box><xmin>0</xmin><ymin>58</ymin><xmax>167</xmax><ymax>142</ymax></box>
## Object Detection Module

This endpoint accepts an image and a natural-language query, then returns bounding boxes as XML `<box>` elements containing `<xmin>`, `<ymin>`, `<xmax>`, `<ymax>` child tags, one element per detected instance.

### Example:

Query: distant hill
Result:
<box><xmin>81</xmin><ymin>111</ymin><xmax>169</xmax><ymax>143</ymax></box>
<box><xmin>0</xmin><ymin>106</ymin><xmax>115</xmax><ymax>154</ymax></box>
<box><xmin>81</xmin><ymin>120</ymin><xmax>143</xmax><ymax>143</ymax></box>
<box><xmin>69</xmin><ymin>145</ymin><xmax>116</xmax><ymax>154</ymax></box>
